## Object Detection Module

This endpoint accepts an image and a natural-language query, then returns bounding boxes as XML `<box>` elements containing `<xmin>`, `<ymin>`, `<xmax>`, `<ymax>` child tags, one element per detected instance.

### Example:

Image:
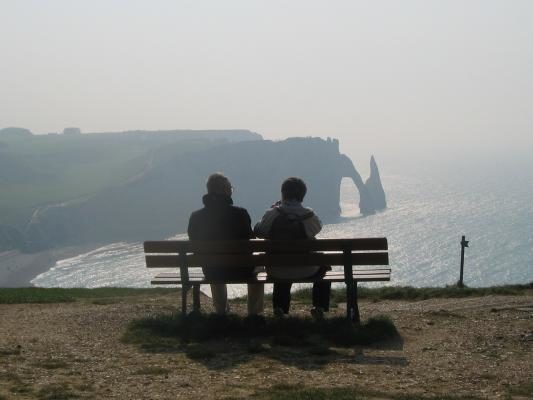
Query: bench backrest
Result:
<box><xmin>144</xmin><ymin>238</ymin><xmax>388</xmax><ymax>269</ymax></box>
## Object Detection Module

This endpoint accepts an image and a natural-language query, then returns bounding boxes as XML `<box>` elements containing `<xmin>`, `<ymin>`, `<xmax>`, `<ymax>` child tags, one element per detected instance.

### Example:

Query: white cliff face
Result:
<box><xmin>17</xmin><ymin>137</ymin><xmax>388</xmax><ymax>252</ymax></box>
<box><xmin>365</xmin><ymin>155</ymin><xmax>387</xmax><ymax>211</ymax></box>
<box><xmin>339</xmin><ymin>154</ymin><xmax>387</xmax><ymax>215</ymax></box>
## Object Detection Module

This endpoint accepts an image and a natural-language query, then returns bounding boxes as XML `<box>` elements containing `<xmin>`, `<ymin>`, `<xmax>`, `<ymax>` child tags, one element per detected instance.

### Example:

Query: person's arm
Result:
<box><xmin>242</xmin><ymin>210</ymin><xmax>254</xmax><ymax>239</ymax></box>
<box><xmin>187</xmin><ymin>213</ymin><xmax>198</xmax><ymax>240</ymax></box>
<box><xmin>253</xmin><ymin>208</ymin><xmax>279</xmax><ymax>238</ymax></box>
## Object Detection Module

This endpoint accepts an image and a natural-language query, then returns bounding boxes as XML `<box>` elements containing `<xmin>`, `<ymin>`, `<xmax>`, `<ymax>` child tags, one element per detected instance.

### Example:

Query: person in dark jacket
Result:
<box><xmin>187</xmin><ymin>173</ymin><xmax>264</xmax><ymax>315</ymax></box>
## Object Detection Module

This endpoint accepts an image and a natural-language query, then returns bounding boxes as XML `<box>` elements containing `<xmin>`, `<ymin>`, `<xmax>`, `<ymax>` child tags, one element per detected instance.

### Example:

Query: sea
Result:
<box><xmin>32</xmin><ymin>154</ymin><xmax>533</xmax><ymax>297</ymax></box>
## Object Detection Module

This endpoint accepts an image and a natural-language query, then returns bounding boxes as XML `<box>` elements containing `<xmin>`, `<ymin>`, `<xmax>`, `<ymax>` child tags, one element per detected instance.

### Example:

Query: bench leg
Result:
<box><xmin>352</xmin><ymin>281</ymin><xmax>361</xmax><ymax>324</ymax></box>
<box><xmin>192</xmin><ymin>284</ymin><xmax>201</xmax><ymax>312</ymax></box>
<box><xmin>346</xmin><ymin>279</ymin><xmax>354</xmax><ymax>321</ymax></box>
<box><xmin>181</xmin><ymin>284</ymin><xmax>189</xmax><ymax>315</ymax></box>
<box><xmin>346</xmin><ymin>280</ymin><xmax>361</xmax><ymax>324</ymax></box>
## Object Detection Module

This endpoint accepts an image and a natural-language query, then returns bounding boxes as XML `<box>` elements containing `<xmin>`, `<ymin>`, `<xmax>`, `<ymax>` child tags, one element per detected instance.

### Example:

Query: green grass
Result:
<box><xmin>32</xmin><ymin>358</ymin><xmax>69</xmax><ymax>370</ymax></box>
<box><xmin>73</xmin><ymin>383</ymin><xmax>95</xmax><ymax>392</ymax></box>
<box><xmin>507</xmin><ymin>380</ymin><xmax>533</xmax><ymax>396</ymax></box>
<box><xmin>123</xmin><ymin>313</ymin><xmax>399</xmax><ymax>350</ymax></box>
<box><xmin>2</xmin><ymin>283</ymin><xmax>529</xmax><ymax>306</ymax></box>
<box><xmin>249</xmin><ymin>385</ymin><xmax>368</xmax><ymax>400</ymax></box>
<box><xmin>36</xmin><ymin>384</ymin><xmax>79</xmax><ymax>400</ymax></box>
<box><xmin>238</xmin><ymin>283</ymin><xmax>533</xmax><ymax>305</ymax></box>
<box><xmin>0</xmin><ymin>138</ymin><xmax>148</xmax><ymax>220</ymax></box>
<box><xmin>0</xmin><ymin>370</ymin><xmax>34</xmax><ymax>396</ymax></box>
<box><xmin>426</xmin><ymin>309</ymin><xmax>464</xmax><ymax>319</ymax></box>
<box><xmin>0</xmin><ymin>132</ymin><xmax>223</xmax><ymax>227</ymax></box>
<box><xmin>227</xmin><ymin>384</ymin><xmax>485</xmax><ymax>400</ymax></box>
<box><xmin>232</xmin><ymin>283</ymin><xmax>533</xmax><ymax>305</ymax></box>
<box><xmin>0</xmin><ymin>287</ymin><xmax>178</xmax><ymax>304</ymax></box>
<box><xmin>0</xmin><ymin>371</ymin><xmax>23</xmax><ymax>384</ymax></box>
<box><xmin>185</xmin><ymin>345</ymin><xmax>217</xmax><ymax>360</ymax></box>
<box><xmin>9</xmin><ymin>384</ymin><xmax>33</xmax><ymax>394</ymax></box>
<box><xmin>0</xmin><ymin>346</ymin><xmax>22</xmax><ymax>356</ymax></box>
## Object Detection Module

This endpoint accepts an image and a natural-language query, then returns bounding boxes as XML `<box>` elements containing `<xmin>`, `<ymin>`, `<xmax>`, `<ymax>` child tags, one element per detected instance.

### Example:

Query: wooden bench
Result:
<box><xmin>144</xmin><ymin>238</ymin><xmax>390</xmax><ymax>322</ymax></box>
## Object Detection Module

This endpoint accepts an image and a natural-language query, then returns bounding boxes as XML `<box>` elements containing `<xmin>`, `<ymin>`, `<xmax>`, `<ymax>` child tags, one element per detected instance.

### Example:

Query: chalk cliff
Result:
<box><xmin>365</xmin><ymin>155</ymin><xmax>387</xmax><ymax>211</ymax></box>
<box><xmin>23</xmin><ymin>137</ymin><xmax>386</xmax><ymax>250</ymax></box>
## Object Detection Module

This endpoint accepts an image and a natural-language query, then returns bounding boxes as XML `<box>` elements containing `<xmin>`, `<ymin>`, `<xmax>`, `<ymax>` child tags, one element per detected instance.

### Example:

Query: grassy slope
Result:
<box><xmin>0</xmin><ymin>287</ymin><xmax>178</xmax><ymax>304</ymax></box>
<box><xmin>1</xmin><ymin>283</ymin><xmax>530</xmax><ymax>305</ymax></box>
<box><xmin>231</xmin><ymin>283</ymin><xmax>533</xmax><ymax>306</ymax></box>
<box><xmin>0</xmin><ymin>133</ymin><xmax>225</xmax><ymax>228</ymax></box>
<box><xmin>0</xmin><ymin>135</ymin><xmax>146</xmax><ymax>226</ymax></box>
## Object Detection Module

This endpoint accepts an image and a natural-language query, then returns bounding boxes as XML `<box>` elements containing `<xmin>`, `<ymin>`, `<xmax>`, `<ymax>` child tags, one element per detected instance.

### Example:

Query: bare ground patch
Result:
<box><xmin>0</xmin><ymin>291</ymin><xmax>531</xmax><ymax>399</ymax></box>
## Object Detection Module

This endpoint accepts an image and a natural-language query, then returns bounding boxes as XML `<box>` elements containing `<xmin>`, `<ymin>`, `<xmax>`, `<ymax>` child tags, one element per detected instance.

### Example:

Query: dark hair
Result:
<box><xmin>281</xmin><ymin>177</ymin><xmax>307</xmax><ymax>202</ymax></box>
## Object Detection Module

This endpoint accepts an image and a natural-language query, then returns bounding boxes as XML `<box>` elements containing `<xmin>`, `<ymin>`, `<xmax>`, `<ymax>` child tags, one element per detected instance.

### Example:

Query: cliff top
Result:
<box><xmin>0</xmin><ymin>287</ymin><xmax>531</xmax><ymax>399</ymax></box>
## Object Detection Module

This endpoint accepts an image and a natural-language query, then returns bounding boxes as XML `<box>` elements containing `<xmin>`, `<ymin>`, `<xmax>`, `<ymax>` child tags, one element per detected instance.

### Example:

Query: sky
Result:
<box><xmin>1</xmin><ymin>0</ymin><xmax>532</xmax><ymax>163</ymax></box>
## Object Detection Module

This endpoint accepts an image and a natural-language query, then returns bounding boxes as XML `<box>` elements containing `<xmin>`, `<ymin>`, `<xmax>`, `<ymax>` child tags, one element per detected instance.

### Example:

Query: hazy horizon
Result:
<box><xmin>2</xmin><ymin>1</ymin><xmax>532</xmax><ymax>160</ymax></box>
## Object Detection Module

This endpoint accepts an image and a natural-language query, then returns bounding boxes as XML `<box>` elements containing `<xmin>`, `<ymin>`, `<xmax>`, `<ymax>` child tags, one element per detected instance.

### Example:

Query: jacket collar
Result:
<box><xmin>281</xmin><ymin>199</ymin><xmax>302</xmax><ymax>207</ymax></box>
<box><xmin>202</xmin><ymin>193</ymin><xmax>233</xmax><ymax>208</ymax></box>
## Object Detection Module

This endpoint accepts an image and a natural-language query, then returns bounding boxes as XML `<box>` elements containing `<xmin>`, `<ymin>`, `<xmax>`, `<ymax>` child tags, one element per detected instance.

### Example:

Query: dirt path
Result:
<box><xmin>1</xmin><ymin>294</ymin><xmax>531</xmax><ymax>399</ymax></box>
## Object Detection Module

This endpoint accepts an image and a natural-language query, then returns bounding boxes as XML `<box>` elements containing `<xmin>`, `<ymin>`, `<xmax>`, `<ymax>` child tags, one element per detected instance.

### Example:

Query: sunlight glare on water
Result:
<box><xmin>32</xmin><ymin>172</ymin><xmax>533</xmax><ymax>297</ymax></box>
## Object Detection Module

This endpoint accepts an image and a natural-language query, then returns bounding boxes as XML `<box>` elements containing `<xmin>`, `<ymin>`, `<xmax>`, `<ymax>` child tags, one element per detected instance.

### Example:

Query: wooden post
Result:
<box><xmin>458</xmin><ymin>235</ymin><xmax>469</xmax><ymax>288</ymax></box>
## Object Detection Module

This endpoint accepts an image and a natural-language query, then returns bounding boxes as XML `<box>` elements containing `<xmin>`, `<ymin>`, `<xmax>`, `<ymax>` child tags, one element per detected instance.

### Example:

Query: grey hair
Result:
<box><xmin>206</xmin><ymin>172</ymin><xmax>232</xmax><ymax>195</ymax></box>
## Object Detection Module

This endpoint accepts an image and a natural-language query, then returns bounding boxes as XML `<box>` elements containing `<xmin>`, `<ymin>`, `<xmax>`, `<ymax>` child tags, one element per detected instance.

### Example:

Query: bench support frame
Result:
<box><xmin>179</xmin><ymin>251</ymin><xmax>189</xmax><ymax>314</ymax></box>
<box><xmin>343</xmin><ymin>248</ymin><xmax>360</xmax><ymax>323</ymax></box>
<box><xmin>192</xmin><ymin>284</ymin><xmax>201</xmax><ymax>312</ymax></box>
<box><xmin>145</xmin><ymin>238</ymin><xmax>389</xmax><ymax>322</ymax></box>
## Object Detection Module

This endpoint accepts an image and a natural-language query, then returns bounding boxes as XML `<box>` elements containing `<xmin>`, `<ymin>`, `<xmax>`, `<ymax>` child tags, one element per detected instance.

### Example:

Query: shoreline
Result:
<box><xmin>0</xmin><ymin>244</ymin><xmax>102</xmax><ymax>288</ymax></box>
<box><xmin>1</xmin><ymin>239</ymin><xmax>530</xmax><ymax>290</ymax></box>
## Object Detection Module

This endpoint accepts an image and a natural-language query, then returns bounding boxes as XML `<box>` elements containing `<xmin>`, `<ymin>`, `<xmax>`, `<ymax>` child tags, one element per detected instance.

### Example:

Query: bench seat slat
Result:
<box><xmin>145</xmin><ymin>252</ymin><xmax>388</xmax><ymax>268</ymax></box>
<box><xmin>144</xmin><ymin>238</ymin><xmax>388</xmax><ymax>254</ymax></box>
<box><xmin>154</xmin><ymin>268</ymin><xmax>392</xmax><ymax>277</ymax></box>
<box><xmin>150</xmin><ymin>269</ymin><xmax>391</xmax><ymax>285</ymax></box>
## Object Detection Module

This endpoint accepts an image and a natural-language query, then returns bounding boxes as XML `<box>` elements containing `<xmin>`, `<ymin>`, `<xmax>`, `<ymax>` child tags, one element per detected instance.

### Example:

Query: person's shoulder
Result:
<box><xmin>189</xmin><ymin>207</ymin><xmax>208</xmax><ymax>223</ymax></box>
<box><xmin>292</xmin><ymin>204</ymin><xmax>317</xmax><ymax>218</ymax></box>
<box><xmin>261</xmin><ymin>206</ymin><xmax>281</xmax><ymax>218</ymax></box>
<box><xmin>305</xmin><ymin>206</ymin><xmax>321</xmax><ymax>220</ymax></box>
<box><xmin>230</xmin><ymin>204</ymin><xmax>248</xmax><ymax>212</ymax></box>
<box><xmin>302</xmin><ymin>205</ymin><xmax>315</xmax><ymax>214</ymax></box>
<box><xmin>230</xmin><ymin>205</ymin><xmax>251</xmax><ymax>217</ymax></box>
<box><xmin>189</xmin><ymin>207</ymin><xmax>205</xmax><ymax>217</ymax></box>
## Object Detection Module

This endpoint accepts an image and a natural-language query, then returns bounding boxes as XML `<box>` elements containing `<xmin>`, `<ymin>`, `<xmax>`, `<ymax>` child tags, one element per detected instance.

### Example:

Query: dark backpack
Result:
<box><xmin>268</xmin><ymin>207</ymin><xmax>315</xmax><ymax>240</ymax></box>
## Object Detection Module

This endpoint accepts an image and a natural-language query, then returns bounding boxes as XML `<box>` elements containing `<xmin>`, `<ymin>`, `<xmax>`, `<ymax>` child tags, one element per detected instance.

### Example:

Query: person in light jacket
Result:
<box><xmin>254</xmin><ymin>177</ymin><xmax>331</xmax><ymax>317</ymax></box>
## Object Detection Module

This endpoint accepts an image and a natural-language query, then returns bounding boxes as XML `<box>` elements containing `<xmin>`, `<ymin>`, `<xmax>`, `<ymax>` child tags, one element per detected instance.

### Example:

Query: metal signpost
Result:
<box><xmin>458</xmin><ymin>235</ymin><xmax>469</xmax><ymax>288</ymax></box>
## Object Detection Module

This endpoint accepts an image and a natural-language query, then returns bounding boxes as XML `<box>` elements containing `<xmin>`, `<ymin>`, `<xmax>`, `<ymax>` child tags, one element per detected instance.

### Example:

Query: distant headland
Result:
<box><xmin>0</xmin><ymin>127</ymin><xmax>386</xmax><ymax>252</ymax></box>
